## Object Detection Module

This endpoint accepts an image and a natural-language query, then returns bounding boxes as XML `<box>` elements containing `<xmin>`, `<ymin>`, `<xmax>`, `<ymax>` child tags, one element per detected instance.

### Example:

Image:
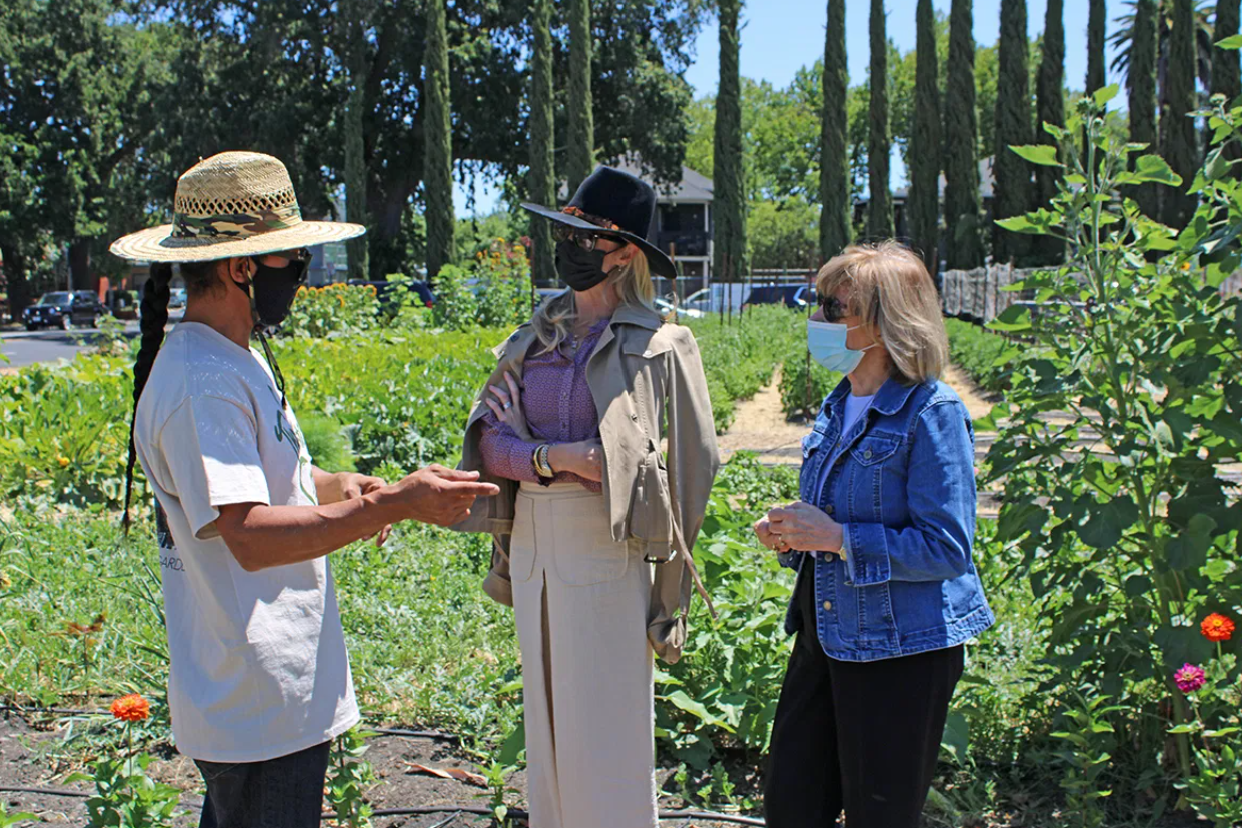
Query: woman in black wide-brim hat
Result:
<box><xmin>453</xmin><ymin>166</ymin><xmax>720</xmax><ymax>828</ymax></box>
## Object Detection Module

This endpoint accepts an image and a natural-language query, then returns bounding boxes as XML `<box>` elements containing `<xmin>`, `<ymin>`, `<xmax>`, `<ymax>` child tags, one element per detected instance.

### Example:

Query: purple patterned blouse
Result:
<box><xmin>478</xmin><ymin>317</ymin><xmax>610</xmax><ymax>492</ymax></box>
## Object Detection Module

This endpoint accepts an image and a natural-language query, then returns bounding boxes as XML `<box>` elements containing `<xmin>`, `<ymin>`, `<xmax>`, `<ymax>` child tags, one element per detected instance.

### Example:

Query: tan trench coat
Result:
<box><xmin>451</xmin><ymin>304</ymin><xmax>721</xmax><ymax>664</ymax></box>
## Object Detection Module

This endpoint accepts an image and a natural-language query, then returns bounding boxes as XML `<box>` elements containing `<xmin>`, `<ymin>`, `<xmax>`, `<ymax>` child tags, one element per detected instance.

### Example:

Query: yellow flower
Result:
<box><xmin>57</xmin><ymin>456</ymin><xmax>70</xmax><ymax>468</ymax></box>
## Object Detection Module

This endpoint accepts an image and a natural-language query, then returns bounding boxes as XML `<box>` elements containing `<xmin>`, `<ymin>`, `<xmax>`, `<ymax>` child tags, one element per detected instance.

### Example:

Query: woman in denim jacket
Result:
<box><xmin>755</xmin><ymin>242</ymin><xmax>994</xmax><ymax>828</ymax></box>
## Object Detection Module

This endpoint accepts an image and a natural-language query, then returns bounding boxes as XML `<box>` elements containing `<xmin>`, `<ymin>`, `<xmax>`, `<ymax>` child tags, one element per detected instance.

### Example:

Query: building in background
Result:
<box><xmin>609</xmin><ymin>157</ymin><xmax>714</xmax><ymax>292</ymax></box>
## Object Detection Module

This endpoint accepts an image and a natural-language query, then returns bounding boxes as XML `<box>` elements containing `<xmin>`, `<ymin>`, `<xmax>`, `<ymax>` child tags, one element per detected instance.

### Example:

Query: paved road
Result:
<box><xmin>0</xmin><ymin>317</ymin><xmax>182</xmax><ymax>368</ymax></box>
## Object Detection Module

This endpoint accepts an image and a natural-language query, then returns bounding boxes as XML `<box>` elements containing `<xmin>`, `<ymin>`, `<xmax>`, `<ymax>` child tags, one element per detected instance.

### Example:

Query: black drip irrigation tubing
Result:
<box><xmin>0</xmin><ymin>788</ymin><xmax>766</xmax><ymax>825</ymax></box>
<box><xmin>1</xmin><ymin>705</ymin><xmax>457</xmax><ymax>743</ymax></box>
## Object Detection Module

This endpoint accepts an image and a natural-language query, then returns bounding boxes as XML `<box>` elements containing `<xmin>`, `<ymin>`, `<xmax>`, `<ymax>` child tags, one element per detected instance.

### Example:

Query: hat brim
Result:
<box><xmin>520</xmin><ymin>203</ymin><xmax>678</xmax><ymax>280</ymax></box>
<box><xmin>109</xmin><ymin>220</ymin><xmax>366</xmax><ymax>263</ymax></box>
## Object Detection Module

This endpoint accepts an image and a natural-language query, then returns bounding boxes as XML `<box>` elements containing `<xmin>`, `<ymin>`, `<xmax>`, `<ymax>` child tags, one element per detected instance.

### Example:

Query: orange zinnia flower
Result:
<box><xmin>1201</xmin><ymin>613</ymin><xmax>1235</xmax><ymax>642</ymax></box>
<box><xmin>110</xmin><ymin>693</ymin><xmax>150</xmax><ymax>722</ymax></box>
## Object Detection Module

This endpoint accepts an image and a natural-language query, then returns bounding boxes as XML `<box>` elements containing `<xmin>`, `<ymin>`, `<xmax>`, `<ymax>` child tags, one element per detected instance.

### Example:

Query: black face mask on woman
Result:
<box><xmin>555</xmin><ymin>240</ymin><xmax>611</xmax><ymax>292</ymax></box>
<box><xmin>234</xmin><ymin>255</ymin><xmax>308</xmax><ymax>329</ymax></box>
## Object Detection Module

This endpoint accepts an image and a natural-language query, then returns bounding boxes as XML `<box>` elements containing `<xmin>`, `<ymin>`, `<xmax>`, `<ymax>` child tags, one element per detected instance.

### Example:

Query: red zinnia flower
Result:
<box><xmin>110</xmin><ymin>694</ymin><xmax>150</xmax><ymax>723</ymax></box>
<box><xmin>1200</xmin><ymin>613</ymin><xmax>1235</xmax><ymax>643</ymax></box>
<box><xmin>1174</xmin><ymin>663</ymin><xmax>1206</xmax><ymax>693</ymax></box>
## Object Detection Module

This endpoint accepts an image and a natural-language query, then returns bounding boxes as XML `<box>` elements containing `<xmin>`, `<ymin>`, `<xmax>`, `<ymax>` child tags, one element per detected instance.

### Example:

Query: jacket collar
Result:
<box><xmin>610</xmin><ymin>303</ymin><xmax>663</xmax><ymax>331</ymax></box>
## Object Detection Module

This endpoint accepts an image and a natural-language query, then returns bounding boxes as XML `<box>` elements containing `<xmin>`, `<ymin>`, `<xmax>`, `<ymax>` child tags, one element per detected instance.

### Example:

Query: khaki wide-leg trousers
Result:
<box><xmin>510</xmin><ymin>481</ymin><xmax>658</xmax><ymax>828</ymax></box>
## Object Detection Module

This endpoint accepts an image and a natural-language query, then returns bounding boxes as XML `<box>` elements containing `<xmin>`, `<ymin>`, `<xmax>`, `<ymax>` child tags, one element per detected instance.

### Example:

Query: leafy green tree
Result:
<box><xmin>750</xmin><ymin>197</ymin><xmax>820</xmax><ymax>270</ymax></box>
<box><xmin>529</xmin><ymin>0</ymin><xmax>555</xmax><ymax>286</ymax></box>
<box><xmin>1033</xmin><ymin>0</ymin><xmax>1065</xmax><ymax>264</ymax></box>
<box><xmin>944</xmin><ymin>0</ymin><xmax>983</xmax><ymax>268</ymax></box>
<box><xmin>993</xmin><ymin>0</ymin><xmax>1032</xmax><ymax>264</ymax></box>
<box><xmin>1129</xmin><ymin>0</ymin><xmax>1161</xmax><ymax>217</ymax></box>
<box><xmin>567</xmin><ymin>0</ymin><xmax>595</xmax><ymax>195</ymax></box>
<box><xmin>1162</xmin><ymin>0</ymin><xmax>1200</xmax><ymax>228</ymax></box>
<box><xmin>820</xmin><ymin>0</ymin><xmax>852</xmax><ymax>262</ymax></box>
<box><xmin>909</xmin><ymin>0</ymin><xmax>940</xmax><ymax>271</ymax></box>
<box><xmin>342</xmin><ymin>0</ymin><xmax>375</xmax><ymax>281</ymax></box>
<box><xmin>714</xmin><ymin>0</ymin><xmax>747</xmax><ymax>284</ymax></box>
<box><xmin>1111</xmin><ymin>1</ymin><xmax>1217</xmax><ymax>103</ymax></box>
<box><xmin>891</xmin><ymin>12</ymin><xmax>949</xmax><ymax>174</ymax></box>
<box><xmin>423</xmin><ymin>0</ymin><xmax>455</xmax><ymax>284</ymax></box>
<box><xmin>867</xmin><ymin>0</ymin><xmax>893</xmax><ymax>238</ymax></box>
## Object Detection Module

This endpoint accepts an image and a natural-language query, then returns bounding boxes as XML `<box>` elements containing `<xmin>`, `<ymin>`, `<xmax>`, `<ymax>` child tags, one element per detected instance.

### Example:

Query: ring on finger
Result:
<box><xmin>503</xmin><ymin>401</ymin><xmax>512</xmax><ymax>410</ymax></box>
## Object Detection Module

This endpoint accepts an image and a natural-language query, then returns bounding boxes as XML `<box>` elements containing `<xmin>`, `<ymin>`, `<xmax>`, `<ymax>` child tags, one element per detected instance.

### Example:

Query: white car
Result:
<box><xmin>654</xmin><ymin>297</ymin><xmax>704</xmax><ymax>319</ymax></box>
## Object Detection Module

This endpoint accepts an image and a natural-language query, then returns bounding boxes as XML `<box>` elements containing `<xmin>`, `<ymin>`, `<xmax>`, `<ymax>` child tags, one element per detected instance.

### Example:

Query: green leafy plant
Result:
<box><xmin>283</xmin><ymin>283</ymin><xmax>379</xmax><ymax>338</ymax></box>
<box><xmin>0</xmin><ymin>803</ymin><xmax>37</xmax><ymax>827</ymax></box>
<box><xmin>299</xmin><ymin>414</ymin><xmax>357</xmax><ymax>473</ymax></box>
<box><xmin>476</xmin><ymin>760</ymin><xmax>521</xmax><ymax>826</ymax></box>
<box><xmin>1051</xmin><ymin>690</ymin><xmax>1123</xmax><ymax>828</ymax></box>
<box><xmin>984</xmin><ymin>85</ymin><xmax>1242</xmax><ymax>813</ymax></box>
<box><xmin>325</xmin><ymin>727</ymin><xmax>377</xmax><ymax>828</ymax></box>
<box><xmin>943</xmin><ymin>317</ymin><xmax>1012</xmax><ymax>393</ymax></box>
<box><xmin>431</xmin><ymin>263</ymin><xmax>480</xmax><ymax>331</ymax></box>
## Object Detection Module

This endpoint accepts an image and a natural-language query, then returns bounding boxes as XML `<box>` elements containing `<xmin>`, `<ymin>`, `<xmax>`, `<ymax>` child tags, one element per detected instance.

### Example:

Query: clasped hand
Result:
<box><xmin>486</xmin><ymin>370</ymin><xmax>602</xmax><ymax>483</ymax></box>
<box><xmin>754</xmin><ymin>502</ymin><xmax>844</xmax><ymax>556</ymax></box>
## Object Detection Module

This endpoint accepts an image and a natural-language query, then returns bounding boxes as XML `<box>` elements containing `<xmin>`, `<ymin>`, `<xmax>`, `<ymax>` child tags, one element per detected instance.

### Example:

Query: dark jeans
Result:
<box><xmin>195</xmin><ymin>741</ymin><xmax>331</xmax><ymax>828</ymax></box>
<box><xmin>765</xmin><ymin>566</ymin><xmax>964</xmax><ymax>828</ymax></box>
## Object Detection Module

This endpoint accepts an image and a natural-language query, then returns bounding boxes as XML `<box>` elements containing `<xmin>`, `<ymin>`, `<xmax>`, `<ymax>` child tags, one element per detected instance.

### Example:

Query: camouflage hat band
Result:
<box><xmin>172</xmin><ymin>202</ymin><xmax>303</xmax><ymax>241</ymax></box>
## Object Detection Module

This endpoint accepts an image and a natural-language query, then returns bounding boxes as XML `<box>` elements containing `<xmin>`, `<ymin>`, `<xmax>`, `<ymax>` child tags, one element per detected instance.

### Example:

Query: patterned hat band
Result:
<box><xmin>172</xmin><ymin>202</ymin><xmax>303</xmax><ymax>240</ymax></box>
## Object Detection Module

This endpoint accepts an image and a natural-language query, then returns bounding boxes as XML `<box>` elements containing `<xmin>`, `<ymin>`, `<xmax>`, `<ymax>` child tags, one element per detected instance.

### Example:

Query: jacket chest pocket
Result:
<box><xmin>845</xmin><ymin>432</ymin><xmax>905</xmax><ymax>522</ymax></box>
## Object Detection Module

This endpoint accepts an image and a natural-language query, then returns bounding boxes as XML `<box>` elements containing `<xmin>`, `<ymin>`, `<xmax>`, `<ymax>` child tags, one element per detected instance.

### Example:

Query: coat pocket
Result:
<box><xmin>508</xmin><ymin>494</ymin><xmax>537</xmax><ymax>583</ymax></box>
<box><xmin>552</xmin><ymin>495</ymin><xmax>630</xmax><ymax>586</ymax></box>
<box><xmin>626</xmin><ymin>449</ymin><xmax>675</xmax><ymax>560</ymax></box>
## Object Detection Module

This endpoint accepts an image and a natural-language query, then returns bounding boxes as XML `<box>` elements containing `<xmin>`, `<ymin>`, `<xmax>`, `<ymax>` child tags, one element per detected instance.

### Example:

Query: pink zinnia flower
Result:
<box><xmin>1174</xmin><ymin>663</ymin><xmax>1206</xmax><ymax>693</ymax></box>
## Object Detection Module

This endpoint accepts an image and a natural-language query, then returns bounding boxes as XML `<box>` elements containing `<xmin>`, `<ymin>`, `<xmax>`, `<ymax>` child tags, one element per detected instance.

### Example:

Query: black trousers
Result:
<box><xmin>195</xmin><ymin>741</ymin><xmax>331</xmax><ymax>828</ymax></box>
<box><xmin>764</xmin><ymin>566</ymin><xmax>964</xmax><ymax>828</ymax></box>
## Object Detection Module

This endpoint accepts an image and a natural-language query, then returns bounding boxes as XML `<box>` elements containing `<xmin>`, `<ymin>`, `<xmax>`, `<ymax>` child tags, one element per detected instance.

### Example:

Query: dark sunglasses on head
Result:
<box><xmin>818</xmin><ymin>294</ymin><xmax>848</xmax><ymax>323</ymax></box>
<box><xmin>551</xmin><ymin>224</ymin><xmax>627</xmax><ymax>253</ymax></box>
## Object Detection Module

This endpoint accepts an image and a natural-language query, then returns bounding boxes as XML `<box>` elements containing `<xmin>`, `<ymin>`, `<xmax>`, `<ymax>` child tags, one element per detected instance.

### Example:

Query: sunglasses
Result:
<box><xmin>818</xmin><ymin>295</ymin><xmax>848</xmax><ymax>323</ymax></box>
<box><xmin>552</xmin><ymin>224</ymin><xmax>627</xmax><ymax>253</ymax></box>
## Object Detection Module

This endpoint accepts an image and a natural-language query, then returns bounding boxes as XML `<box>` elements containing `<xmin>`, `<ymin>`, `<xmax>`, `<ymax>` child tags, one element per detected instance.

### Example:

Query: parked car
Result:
<box><xmin>347</xmin><ymin>279</ymin><xmax>436</xmax><ymax>311</ymax></box>
<box><xmin>681</xmin><ymin>285</ymin><xmax>748</xmax><ymax>314</ymax></box>
<box><xmin>108</xmin><ymin>289</ymin><xmax>140</xmax><ymax>320</ymax></box>
<box><xmin>168</xmin><ymin>288</ymin><xmax>187</xmax><ymax>310</ymax></box>
<box><xmin>22</xmin><ymin>291</ymin><xmax>110</xmax><ymax>331</ymax></box>
<box><xmin>740</xmin><ymin>284</ymin><xmax>815</xmax><ymax>311</ymax></box>
<box><xmin>653</xmin><ymin>296</ymin><xmax>704</xmax><ymax>319</ymax></box>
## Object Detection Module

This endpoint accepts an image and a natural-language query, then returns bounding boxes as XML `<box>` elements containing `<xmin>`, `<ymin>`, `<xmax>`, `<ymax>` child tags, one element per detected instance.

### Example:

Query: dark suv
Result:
<box><xmin>22</xmin><ymin>291</ymin><xmax>110</xmax><ymax>331</ymax></box>
<box><xmin>740</xmin><ymin>284</ymin><xmax>815</xmax><ymax>311</ymax></box>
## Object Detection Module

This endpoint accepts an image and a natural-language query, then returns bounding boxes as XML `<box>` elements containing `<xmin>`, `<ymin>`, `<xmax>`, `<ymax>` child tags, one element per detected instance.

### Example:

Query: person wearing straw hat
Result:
<box><xmin>111</xmin><ymin>151</ymin><xmax>499</xmax><ymax>828</ymax></box>
<box><xmin>453</xmin><ymin>166</ymin><xmax>721</xmax><ymax>828</ymax></box>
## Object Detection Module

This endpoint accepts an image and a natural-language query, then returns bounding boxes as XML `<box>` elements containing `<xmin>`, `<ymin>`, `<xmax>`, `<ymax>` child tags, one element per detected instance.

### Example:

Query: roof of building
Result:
<box><xmin>608</xmin><ymin>155</ymin><xmax>714</xmax><ymax>203</ymax></box>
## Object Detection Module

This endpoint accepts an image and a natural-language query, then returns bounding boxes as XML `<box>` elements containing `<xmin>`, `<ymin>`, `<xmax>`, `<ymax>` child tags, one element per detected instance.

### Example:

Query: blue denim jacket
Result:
<box><xmin>780</xmin><ymin>376</ymin><xmax>994</xmax><ymax>661</ymax></box>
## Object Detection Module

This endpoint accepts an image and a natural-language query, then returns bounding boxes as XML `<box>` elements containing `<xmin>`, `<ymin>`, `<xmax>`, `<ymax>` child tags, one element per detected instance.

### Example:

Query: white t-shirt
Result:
<box><xmin>841</xmin><ymin>392</ymin><xmax>876</xmax><ymax>436</ymax></box>
<box><xmin>134</xmin><ymin>322</ymin><xmax>358</xmax><ymax>763</ymax></box>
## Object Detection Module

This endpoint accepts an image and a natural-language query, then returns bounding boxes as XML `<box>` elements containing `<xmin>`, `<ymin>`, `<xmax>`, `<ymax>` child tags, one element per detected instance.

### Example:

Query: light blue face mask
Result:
<box><xmin>807</xmin><ymin>319</ymin><xmax>875</xmax><ymax>374</ymax></box>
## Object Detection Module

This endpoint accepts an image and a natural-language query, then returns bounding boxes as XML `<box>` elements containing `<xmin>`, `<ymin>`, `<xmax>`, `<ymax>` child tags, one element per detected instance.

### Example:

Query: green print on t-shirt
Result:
<box><xmin>267</xmin><ymin>386</ymin><xmax>317</xmax><ymax>504</ymax></box>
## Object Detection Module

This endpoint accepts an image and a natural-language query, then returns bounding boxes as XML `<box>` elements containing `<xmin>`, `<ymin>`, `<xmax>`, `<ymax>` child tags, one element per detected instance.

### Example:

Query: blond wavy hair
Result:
<box><xmin>816</xmin><ymin>240</ymin><xmax>949</xmax><ymax>384</ymax></box>
<box><xmin>532</xmin><ymin>245</ymin><xmax>658</xmax><ymax>352</ymax></box>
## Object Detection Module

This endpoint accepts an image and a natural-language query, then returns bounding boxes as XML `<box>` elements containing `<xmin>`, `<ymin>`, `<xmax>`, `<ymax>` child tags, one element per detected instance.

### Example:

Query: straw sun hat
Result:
<box><xmin>110</xmin><ymin>151</ymin><xmax>365</xmax><ymax>263</ymax></box>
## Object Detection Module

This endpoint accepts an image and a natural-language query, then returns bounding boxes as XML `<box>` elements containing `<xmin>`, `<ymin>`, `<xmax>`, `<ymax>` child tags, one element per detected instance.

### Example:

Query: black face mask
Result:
<box><xmin>555</xmin><ymin>240</ymin><xmax>611</xmax><ymax>292</ymax></box>
<box><xmin>235</xmin><ymin>256</ymin><xmax>307</xmax><ymax>329</ymax></box>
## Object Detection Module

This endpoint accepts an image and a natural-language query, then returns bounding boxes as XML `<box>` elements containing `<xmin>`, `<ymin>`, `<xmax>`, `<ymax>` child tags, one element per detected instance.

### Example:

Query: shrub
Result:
<box><xmin>283</xmin><ymin>283</ymin><xmax>379</xmax><ymax>338</ymax></box>
<box><xmin>943</xmin><ymin>317</ymin><xmax>1012</xmax><ymax>392</ymax></box>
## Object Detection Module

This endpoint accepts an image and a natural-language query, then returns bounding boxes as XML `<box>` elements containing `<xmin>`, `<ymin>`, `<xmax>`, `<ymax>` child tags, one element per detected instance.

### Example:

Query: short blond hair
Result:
<box><xmin>816</xmin><ymin>240</ymin><xmax>948</xmax><ymax>384</ymax></box>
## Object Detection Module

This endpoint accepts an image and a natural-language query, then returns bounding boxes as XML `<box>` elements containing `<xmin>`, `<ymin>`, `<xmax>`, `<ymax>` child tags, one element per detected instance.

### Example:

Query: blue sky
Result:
<box><xmin>454</xmin><ymin>0</ymin><xmax>1124</xmax><ymax>215</ymax></box>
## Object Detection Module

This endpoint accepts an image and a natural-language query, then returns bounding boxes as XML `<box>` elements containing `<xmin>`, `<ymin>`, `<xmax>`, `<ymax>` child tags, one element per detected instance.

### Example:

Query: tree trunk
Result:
<box><xmin>423</xmin><ymin>0</ymin><xmax>455</xmax><ymax>284</ymax></box>
<box><xmin>993</xmin><ymin>0</ymin><xmax>1032</xmax><ymax>264</ymax></box>
<box><xmin>1084</xmin><ymin>0</ymin><xmax>1107</xmax><ymax>161</ymax></box>
<box><xmin>944</xmin><ymin>0</ymin><xmax>983</xmax><ymax>269</ymax></box>
<box><xmin>713</xmin><ymin>0</ymin><xmax>747</xmax><ymax>287</ymax></box>
<box><xmin>909</xmin><ymin>0</ymin><xmax>940</xmax><ymax>274</ymax></box>
<box><xmin>344</xmin><ymin>8</ymin><xmax>370</xmax><ymax>282</ymax></box>
<box><xmin>820</xmin><ymin>0</ymin><xmax>851</xmax><ymax>263</ymax></box>
<box><xmin>1</xmin><ymin>243</ymin><xmax>32</xmax><ymax>320</ymax></box>
<box><xmin>1129</xmin><ymin>0</ymin><xmax>1160</xmax><ymax>218</ymax></box>
<box><xmin>69</xmin><ymin>239</ymin><xmax>92</xmax><ymax>292</ymax></box>
<box><xmin>867</xmin><ymin>0</ymin><xmax>893</xmax><ymax>239</ymax></box>
<box><xmin>1034</xmin><ymin>0</ymin><xmax>1065</xmax><ymax>264</ymax></box>
<box><xmin>1213</xmin><ymin>0</ymin><xmax>1241</xmax><ymax>164</ymax></box>
<box><xmin>566</xmin><ymin>0</ymin><xmax>595</xmax><ymax>196</ymax></box>
<box><xmin>1162</xmin><ymin>0</ymin><xmax>1200</xmax><ymax>229</ymax></box>
<box><xmin>529</xmin><ymin>0</ymin><xmax>556</xmax><ymax>287</ymax></box>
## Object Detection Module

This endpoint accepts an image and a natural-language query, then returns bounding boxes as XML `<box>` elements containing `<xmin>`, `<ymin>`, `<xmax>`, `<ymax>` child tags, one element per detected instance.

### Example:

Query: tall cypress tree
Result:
<box><xmin>993</xmin><ymin>0</ymin><xmax>1032</xmax><ymax>264</ymax></box>
<box><xmin>1034</xmin><ymin>0</ymin><xmax>1065</xmax><ymax>263</ymax></box>
<box><xmin>714</xmin><ymin>0</ymin><xmax>747</xmax><ymax>286</ymax></box>
<box><xmin>344</xmin><ymin>5</ymin><xmax>369</xmax><ymax>281</ymax></box>
<box><xmin>1084</xmin><ymin>0</ymin><xmax>1106</xmax><ymax>160</ymax></box>
<box><xmin>529</xmin><ymin>0</ymin><xmax>555</xmax><ymax>285</ymax></box>
<box><xmin>820</xmin><ymin>0</ymin><xmax>851</xmax><ymax>262</ymax></box>
<box><xmin>1129</xmin><ymin>0</ymin><xmax>1160</xmax><ymax>217</ymax></box>
<box><xmin>909</xmin><ymin>0</ymin><xmax>940</xmax><ymax>272</ymax></box>
<box><xmin>1162</xmin><ymin>0</ymin><xmax>1199</xmax><ymax>228</ymax></box>
<box><xmin>1214</xmin><ymin>0</ymin><xmax>1241</xmax><ymax>105</ymax></box>
<box><xmin>944</xmin><ymin>0</ymin><xmax>983</xmax><ymax>269</ymax></box>
<box><xmin>566</xmin><ymin>0</ymin><xmax>595</xmax><ymax>195</ymax></box>
<box><xmin>424</xmin><ymin>0</ymin><xmax>454</xmax><ymax>284</ymax></box>
<box><xmin>867</xmin><ymin>0</ymin><xmax>893</xmax><ymax>238</ymax></box>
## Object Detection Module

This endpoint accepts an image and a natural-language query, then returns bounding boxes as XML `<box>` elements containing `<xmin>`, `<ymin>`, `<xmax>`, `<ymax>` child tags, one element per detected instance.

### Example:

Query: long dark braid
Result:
<box><xmin>122</xmin><ymin>262</ymin><xmax>173</xmax><ymax>533</ymax></box>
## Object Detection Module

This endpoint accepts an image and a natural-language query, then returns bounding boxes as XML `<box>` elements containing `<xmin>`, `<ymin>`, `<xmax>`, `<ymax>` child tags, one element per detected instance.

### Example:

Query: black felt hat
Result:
<box><xmin>521</xmin><ymin>165</ymin><xmax>678</xmax><ymax>279</ymax></box>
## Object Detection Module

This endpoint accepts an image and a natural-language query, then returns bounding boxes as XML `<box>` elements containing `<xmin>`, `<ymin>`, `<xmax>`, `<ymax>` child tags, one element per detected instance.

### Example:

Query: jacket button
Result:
<box><xmin>824</xmin><ymin>505</ymin><xmax>834</xmax><ymax>515</ymax></box>
<box><xmin>863</xmin><ymin>449</ymin><xmax>872</xmax><ymax>459</ymax></box>
<box><xmin>822</xmin><ymin>600</ymin><xmax>833</xmax><ymax>612</ymax></box>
